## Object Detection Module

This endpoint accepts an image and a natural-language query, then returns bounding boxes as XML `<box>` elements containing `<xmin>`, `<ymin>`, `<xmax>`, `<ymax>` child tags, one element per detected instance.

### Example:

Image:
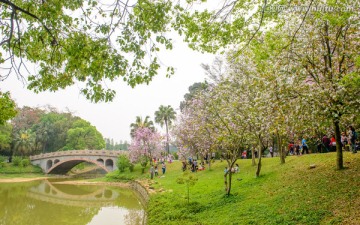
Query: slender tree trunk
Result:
<box><xmin>227</xmin><ymin>170</ymin><xmax>232</xmax><ymax>195</ymax></box>
<box><xmin>251</xmin><ymin>147</ymin><xmax>256</xmax><ymax>166</ymax></box>
<box><xmin>165</xmin><ymin>120</ymin><xmax>170</xmax><ymax>154</ymax></box>
<box><xmin>224</xmin><ymin>172</ymin><xmax>228</xmax><ymax>193</ymax></box>
<box><xmin>256</xmin><ymin>141</ymin><xmax>262</xmax><ymax>177</ymax></box>
<box><xmin>208</xmin><ymin>152</ymin><xmax>211</xmax><ymax>170</ymax></box>
<box><xmin>334</xmin><ymin>120</ymin><xmax>343</xmax><ymax>170</ymax></box>
<box><xmin>277</xmin><ymin>132</ymin><xmax>285</xmax><ymax>164</ymax></box>
<box><xmin>225</xmin><ymin>157</ymin><xmax>236</xmax><ymax>196</ymax></box>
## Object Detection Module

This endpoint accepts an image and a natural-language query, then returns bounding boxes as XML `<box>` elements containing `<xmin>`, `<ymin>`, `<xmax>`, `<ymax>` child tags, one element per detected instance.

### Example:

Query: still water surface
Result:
<box><xmin>0</xmin><ymin>179</ymin><xmax>145</xmax><ymax>225</ymax></box>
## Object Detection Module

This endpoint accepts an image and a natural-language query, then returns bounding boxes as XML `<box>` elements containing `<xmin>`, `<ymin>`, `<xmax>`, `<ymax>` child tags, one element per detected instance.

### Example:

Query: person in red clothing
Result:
<box><xmin>330</xmin><ymin>134</ymin><xmax>336</xmax><ymax>152</ymax></box>
<box><xmin>288</xmin><ymin>142</ymin><xmax>294</xmax><ymax>155</ymax></box>
<box><xmin>241</xmin><ymin>150</ymin><xmax>247</xmax><ymax>159</ymax></box>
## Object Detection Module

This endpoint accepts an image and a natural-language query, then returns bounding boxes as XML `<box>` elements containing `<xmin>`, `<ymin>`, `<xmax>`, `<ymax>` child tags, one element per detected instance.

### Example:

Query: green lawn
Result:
<box><xmin>135</xmin><ymin>152</ymin><xmax>360</xmax><ymax>225</ymax></box>
<box><xmin>0</xmin><ymin>163</ymin><xmax>43</xmax><ymax>177</ymax></box>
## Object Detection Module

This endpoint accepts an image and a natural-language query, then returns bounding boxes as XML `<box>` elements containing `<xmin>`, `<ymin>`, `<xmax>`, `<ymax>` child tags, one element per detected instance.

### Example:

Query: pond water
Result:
<box><xmin>0</xmin><ymin>179</ymin><xmax>145</xmax><ymax>225</ymax></box>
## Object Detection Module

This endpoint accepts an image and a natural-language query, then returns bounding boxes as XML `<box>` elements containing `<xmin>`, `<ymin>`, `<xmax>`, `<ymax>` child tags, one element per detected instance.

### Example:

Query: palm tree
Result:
<box><xmin>13</xmin><ymin>130</ymin><xmax>35</xmax><ymax>156</ymax></box>
<box><xmin>130</xmin><ymin>116</ymin><xmax>155</xmax><ymax>138</ymax></box>
<box><xmin>154</xmin><ymin>105</ymin><xmax>176</xmax><ymax>154</ymax></box>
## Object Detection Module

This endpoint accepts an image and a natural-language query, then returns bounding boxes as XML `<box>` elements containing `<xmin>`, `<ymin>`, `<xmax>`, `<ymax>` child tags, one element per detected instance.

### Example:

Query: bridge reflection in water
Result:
<box><xmin>27</xmin><ymin>180</ymin><xmax>119</xmax><ymax>207</ymax></box>
<box><xmin>22</xmin><ymin>179</ymin><xmax>146</xmax><ymax>225</ymax></box>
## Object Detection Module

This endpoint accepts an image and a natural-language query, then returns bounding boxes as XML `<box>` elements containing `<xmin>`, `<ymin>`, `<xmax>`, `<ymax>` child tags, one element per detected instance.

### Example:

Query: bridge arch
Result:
<box><xmin>46</xmin><ymin>160</ymin><xmax>53</xmax><ymax>170</ymax></box>
<box><xmin>47</xmin><ymin>158</ymin><xmax>109</xmax><ymax>175</ymax></box>
<box><xmin>105</xmin><ymin>159</ymin><xmax>114</xmax><ymax>171</ymax></box>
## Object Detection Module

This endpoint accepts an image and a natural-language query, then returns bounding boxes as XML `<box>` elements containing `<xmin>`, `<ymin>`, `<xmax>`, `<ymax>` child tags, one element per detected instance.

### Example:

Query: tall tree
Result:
<box><xmin>0</xmin><ymin>123</ymin><xmax>13</xmax><ymax>156</ymax></box>
<box><xmin>11</xmin><ymin>106</ymin><xmax>44</xmax><ymax>134</ymax></box>
<box><xmin>155</xmin><ymin>105</ymin><xmax>176</xmax><ymax>154</ymax></box>
<box><xmin>13</xmin><ymin>129</ymin><xmax>35</xmax><ymax>156</ymax></box>
<box><xmin>179</xmin><ymin>82</ymin><xmax>208</xmax><ymax>111</ymax></box>
<box><xmin>128</xmin><ymin>127</ymin><xmax>163</xmax><ymax>173</ymax></box>
<box><xmin>63</xmin><ymin>119</ymin><xmax>105</xmax><ymax>150</ymax></box>
<box><xmin>0</xmin><ymin>92</ymin><xmax>17</xmax><ymax>125</ymax></box>
<box><xmin>130</xmin><ymin>116</ymin><xmax>155</xmax><ymax>138</ymax></box>
<box><xmin>270</xmin><ymin>4</ymin><xmax>360</xmax><ymax>169</ymax></box>
<box><xmin>33</xmin><ymin>111</ymin><xmax>76</xmax><ymax>153</ymax></box>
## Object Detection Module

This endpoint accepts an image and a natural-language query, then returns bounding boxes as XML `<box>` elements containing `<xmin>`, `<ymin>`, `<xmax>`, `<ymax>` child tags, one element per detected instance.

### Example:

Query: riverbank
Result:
<box><xmin>2</xmin><ymin>152</ymin><xmax>359</xmax><ymax>224</ymax></box>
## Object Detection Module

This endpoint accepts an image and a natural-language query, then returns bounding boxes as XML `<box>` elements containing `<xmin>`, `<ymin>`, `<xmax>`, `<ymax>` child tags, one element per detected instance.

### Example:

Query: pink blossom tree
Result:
<box><xmin>128</xmin><ymin>127</ymin><xmax>164</xmax><ymax>173</ymax></box>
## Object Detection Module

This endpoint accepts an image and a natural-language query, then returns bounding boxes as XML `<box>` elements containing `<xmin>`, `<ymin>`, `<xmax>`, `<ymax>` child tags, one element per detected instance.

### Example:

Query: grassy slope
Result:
<box><xmin>143</xmin><ymin>152</ymin><xmax>359</xmax><ymax>225</ymax></box>
<box><xmin>0</xmin><ymin>163</ymin><xmax>43</xmax><ymax>178</ymax></box>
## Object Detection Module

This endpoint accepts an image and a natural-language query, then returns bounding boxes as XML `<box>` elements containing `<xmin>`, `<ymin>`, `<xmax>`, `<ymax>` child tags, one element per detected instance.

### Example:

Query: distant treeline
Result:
<box><xmin>0</xmin><ymin>106</ymin><xmax>124</xmax><ymax>157</ymax></box>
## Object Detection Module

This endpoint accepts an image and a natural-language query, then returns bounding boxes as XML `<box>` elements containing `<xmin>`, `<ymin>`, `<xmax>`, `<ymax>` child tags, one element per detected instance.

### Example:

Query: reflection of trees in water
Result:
<box><xmin>104</xmin><ymin>189</ymin><xmax>112</xmax><ymax>198</ymax></box>
<box><xmin>124</xmin><ymin>209</ymin><xmax>146</xmax><ymax>225</ymax></box>
<box><xmin>0</xmin><ymin>182</ymin><xmax>98</xmax><ymax>225</ymax></box>
<box><xmin>51</xmin><ymin>183</ymin><xmax>99</xmax><ymax>195</ymax></box>
<box><xmin>0</xmin><ymin>180</ymin><xmax>145</xmax><ymax>225</ymax></box>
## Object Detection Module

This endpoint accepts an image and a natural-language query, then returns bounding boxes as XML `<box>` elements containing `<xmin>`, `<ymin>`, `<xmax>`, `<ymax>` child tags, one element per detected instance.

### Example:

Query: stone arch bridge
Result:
<box><xmin>30</xmin><ymin>150</ymin><xmax>127</xmax><ymax>174</ymax></box>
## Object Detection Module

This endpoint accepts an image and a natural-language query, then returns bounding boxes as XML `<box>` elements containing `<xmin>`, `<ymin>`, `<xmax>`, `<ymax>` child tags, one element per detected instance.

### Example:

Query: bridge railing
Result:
<box><xmin>30</xmin><ymin>150</ymin><xmax>127</xmax><ymax>160</ymax></box>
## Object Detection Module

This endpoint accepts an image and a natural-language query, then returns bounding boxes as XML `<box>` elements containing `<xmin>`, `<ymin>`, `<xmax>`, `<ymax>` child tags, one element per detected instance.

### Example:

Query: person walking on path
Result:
<box><xmin>162</xmin><ymin>162</ymin><xmax>166</xmax><ymax>174</ymax></box>
<box><xmin>269</xmin><ymin>146</ymin><xmax>274</xmax><ymax>157</ymax></box>
<box><xmin>150</xmin><ymin>165</ymin><xmax>155</xmax><ymax>179</ymax></box>
<box><xmin>301</xmin><ymin>137</ymin><xmax>309</xmax><ymax>154</ymax></box>
<box><xmin>341</xmin><ymin>132</ymin><xmax>349</xmax><ymax>151</ymax></box>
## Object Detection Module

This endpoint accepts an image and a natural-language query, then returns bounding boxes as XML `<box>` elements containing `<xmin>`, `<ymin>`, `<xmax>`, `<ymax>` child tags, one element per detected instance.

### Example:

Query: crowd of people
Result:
<box><xmin>149</xmin><ymin>155</ymin><xmax>174</xmax><ymax>179</ymax></box>
<box><xmin>288</xmin><ymin>126</ymin><xmax>359</xmax><ymax>155</ymax></box>
<box><xmin>149</xmin><ymin>127</ymin><xmax>358</xmax><ymax>178</ymax></box>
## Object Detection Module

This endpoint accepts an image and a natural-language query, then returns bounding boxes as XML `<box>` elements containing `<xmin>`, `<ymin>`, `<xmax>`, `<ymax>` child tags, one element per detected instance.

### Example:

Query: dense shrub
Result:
<box><xmin>20</xmin><ymin>158</ymin><xmax>30</xmax><ymax>167</ymax></box>
<box><xmin>129</xmin><ymin>163</ymin><xmax>135</xmax><ymax>172</ymax></box>
<box><xmin>12</xmin><ymin>156</ymin><xmax>22</xmax><ymax>166</ymax></box>
<box><xmin>0</xmin><ymin>156</ymin><xmax>6</xmax><ymax>168</ymax></box>
<box><xmin>117</xmin><ymin>155</ymin><xmax>131</xmax><ymax>173</ymax></box>
<box><xmin>0</xmin><ymin>155</ymin><xmax>6</xmax><ymax>163</ymax></box>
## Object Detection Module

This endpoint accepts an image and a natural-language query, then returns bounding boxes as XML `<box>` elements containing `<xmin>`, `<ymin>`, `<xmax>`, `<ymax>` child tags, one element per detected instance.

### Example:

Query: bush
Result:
<box><xmin>0</xmin><ymin>155</ymin><xmax>7</xmax><ymax>167</ymax></box>
<box><xmin>129</xmin><ymin>163</ymin><xmax>135</xmax><ymax>172</ymax></box>
<box><xmin>117</xmin><ymin>154</ymin><xmax>131</xmax><ymax>173</ymax></box>
<box><xmin>106</xmin><ymin>172</ymin><xmax>135</xmax><ymax>181</ymax></box>
<box><xmin>20</xmin><ymin>158</ymin><xmax>30</xmax><ymax>167</ymax></box>
<box><xmin>0</xmin><ymin>155</ymin><xmax>6</xmax><ymax>163</ymax></box>
<box><xmin>12</xmin><ymin>156</ymin><xmax>22</xmax><ymax>166</ymax></box>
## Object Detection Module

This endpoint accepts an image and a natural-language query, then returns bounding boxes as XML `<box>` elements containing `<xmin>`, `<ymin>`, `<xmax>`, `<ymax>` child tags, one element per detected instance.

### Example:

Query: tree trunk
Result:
<box><xmin>256</xmin><ymin>141</ymin><xmax>262</xmax><ymax>177</ymax></box>
<box><xmin>224</xmin><ymin>172</ymin><xmax>228</xmax><ymax>193</ymax></box>
<box><xmin>277</xmin><ymin>132</ymin><xmax>285</xmax><ymax>164</ymax></box>
<box><xmin>208</xmin><ymin>153</ymin><xmax>212</xmax><ymax>170</ymax></box>
<box><xmin>251</xmin><ymin>147</ymin><xmax>256</xmax><ymax>166</ymax></box>
<box><xmin>334</xmin><ymin>120</ymin><xmax>343</xmax><ymax>170</ymax></box>
<box><xmin>165</xmin><ymin>119</ymin><xmax>170</xmax><ymax>154</ymax></box>
<box><xmin>227</xmin><ymin>170</ymin><xmax>232</xmax><ymax>195</ymax></box>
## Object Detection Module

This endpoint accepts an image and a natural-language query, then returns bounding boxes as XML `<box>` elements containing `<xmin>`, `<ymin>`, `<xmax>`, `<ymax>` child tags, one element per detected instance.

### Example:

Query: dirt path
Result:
<box><xmin>0</xmin><ymin>177</ymin><xmax>132</xmax><ymax>188</ymax></box>
<box><xmin>0</xmin><ymin>177</ymin><xmax>48</xmax><ymax>183</ymax></box>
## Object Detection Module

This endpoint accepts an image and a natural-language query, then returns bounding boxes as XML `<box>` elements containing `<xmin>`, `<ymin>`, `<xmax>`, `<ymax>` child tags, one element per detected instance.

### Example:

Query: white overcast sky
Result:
<box><xmin>1</xmin><ymin>38</ymin><xmax>215</xmax><ymax>142</ymax></box>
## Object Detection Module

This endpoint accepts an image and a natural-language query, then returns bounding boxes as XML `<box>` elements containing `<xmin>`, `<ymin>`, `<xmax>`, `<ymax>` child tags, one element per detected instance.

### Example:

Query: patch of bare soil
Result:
<box><xmin>0</xmin><ymin>177</ymin><xmax>48</xmax><ymax>183</ymax></box>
